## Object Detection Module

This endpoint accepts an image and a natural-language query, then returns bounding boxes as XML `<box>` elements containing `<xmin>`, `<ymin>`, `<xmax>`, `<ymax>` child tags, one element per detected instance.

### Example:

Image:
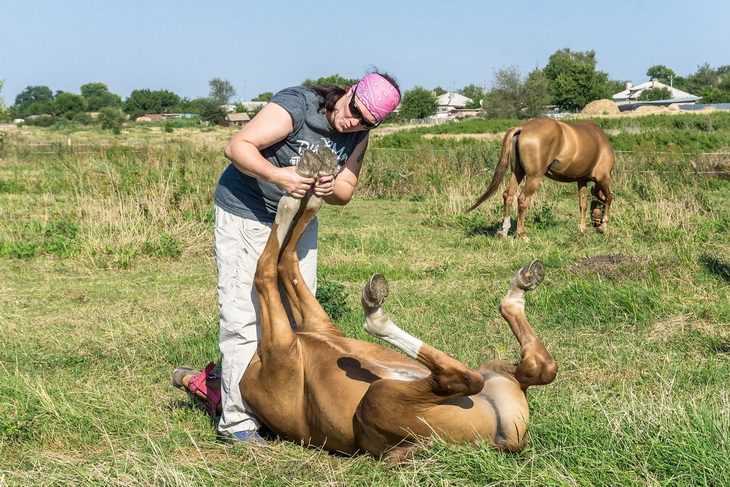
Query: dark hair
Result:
<box><xmin>308</xmin><ymin>84</ymin><xmax>346</xmax><ymax>112</ymax></box>
<box><xmin>307</xmin><ymin>71</ymin><xmax>401</xmax><ymax>113</ymax></box>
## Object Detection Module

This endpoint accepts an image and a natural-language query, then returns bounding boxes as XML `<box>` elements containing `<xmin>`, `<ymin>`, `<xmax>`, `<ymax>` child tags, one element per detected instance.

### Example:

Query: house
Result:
<box><xmin>435</xmin><ymin>92</ymin><xmax>473</xmax><ymax>118</ymax></box>
<box><xmin>222</xmin><ymin>112</ymin><xmax>250</xmax><ymax>127</ymax></box>
<box><xmin>612</xmin><ymin>79</ymin><xmax>701</xmax><ymax>110</ymax></box>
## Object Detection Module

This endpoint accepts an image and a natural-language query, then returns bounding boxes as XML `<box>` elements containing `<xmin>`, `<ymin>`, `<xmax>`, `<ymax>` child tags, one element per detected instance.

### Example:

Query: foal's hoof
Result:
<box><xmin>297</xmin><ymin>147</ymin><xmax>339</xmax><ymax>178</ymax></box>
<box><xmin>314</xmin><ymin>147</ymin><xmax>340</xmax><ymax>177</ymax></box>
<box><xmin>362</xmin><ymin>273</ymin><xmax>389</xmax><ymax>309</ymax></box>
<box><xmin>515</xmin><ymin>260</ymin><xmax>544</xmax><ymax>291</ymax></box>
<box><xmin>172</xmin><ymin>366</ymin><xmax>198</xmax><ymax>390</ymax></box>
<box><xmin>296</xmin><ymin>149</ymin><xmax>320</xmax><ymax>178</ymax></box>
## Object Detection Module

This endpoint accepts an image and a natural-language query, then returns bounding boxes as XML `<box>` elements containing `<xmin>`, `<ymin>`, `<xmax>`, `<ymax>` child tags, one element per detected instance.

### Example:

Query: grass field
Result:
<box><xmin>1</xmin><ymin>117</ymin><xmax>729</xmax><ymax>486</ymax></box>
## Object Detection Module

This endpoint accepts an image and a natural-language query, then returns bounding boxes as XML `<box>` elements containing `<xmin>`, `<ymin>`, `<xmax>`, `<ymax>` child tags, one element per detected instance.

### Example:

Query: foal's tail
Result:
<box><xmin>466</xmin><ymin>126</ymin><xmax>521</xmax><ymax>213</ymax></box>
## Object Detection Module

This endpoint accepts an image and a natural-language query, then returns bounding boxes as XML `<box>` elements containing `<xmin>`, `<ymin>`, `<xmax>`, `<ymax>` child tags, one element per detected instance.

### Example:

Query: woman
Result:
<box><xmin>209</xmin><ymin>71</ymin><xmax>400</xmax><ymax>443</ymax></box>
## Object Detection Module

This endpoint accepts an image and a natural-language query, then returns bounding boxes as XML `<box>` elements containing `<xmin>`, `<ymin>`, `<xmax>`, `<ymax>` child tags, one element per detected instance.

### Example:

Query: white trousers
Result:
<box><xmin>214</xmin><ymin>204</ymin><xmax>318</xmax><ymax>434</ymax></box>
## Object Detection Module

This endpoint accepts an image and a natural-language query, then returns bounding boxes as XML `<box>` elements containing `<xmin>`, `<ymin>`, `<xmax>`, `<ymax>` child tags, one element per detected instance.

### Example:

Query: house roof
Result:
<box><xmin>613</xmin><ymin>80</ymin><xmax>700</xmax><ymax>103</ymax></box>
<box><xmin>226</xmin><ymin>113</ymin><xmax>251</xmax><ymax>121</ymax></box>
<box><xmin>436</xmin><ymin>92</ymin><xmax>473</xmax><ymax>107</ymax></box>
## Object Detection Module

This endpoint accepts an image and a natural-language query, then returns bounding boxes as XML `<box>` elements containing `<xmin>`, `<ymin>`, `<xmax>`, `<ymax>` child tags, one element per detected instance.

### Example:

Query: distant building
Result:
<box><xmin>222</xmin><ymin>112</ymin><xmax>250</xmax><ymax>127</ymax></box>
<box><xmin>239</xmin><ymin>101</ymin><xmax>268</xmax><ymax>112</ymax></box>
<box><xmin>135</xmin><ymin>113</ymin><xmax>196</xmax><ymax>122</ymax></box>
<box><xmin>433</xmin><ymin>92</ymin><xmax>482</xmax><ymax>119</ymax></box>
<box><xmin>612</xmin><ymin>79</ymin><xmax>701</xmax><ymax>110</ymax></box>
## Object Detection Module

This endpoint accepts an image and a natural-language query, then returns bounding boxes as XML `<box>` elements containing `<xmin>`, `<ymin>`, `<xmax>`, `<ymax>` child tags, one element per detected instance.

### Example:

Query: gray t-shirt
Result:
<box><xmin>214</xmin><ymin>86</ymin><xmax>368</xmax><ymax>223</ymax></box>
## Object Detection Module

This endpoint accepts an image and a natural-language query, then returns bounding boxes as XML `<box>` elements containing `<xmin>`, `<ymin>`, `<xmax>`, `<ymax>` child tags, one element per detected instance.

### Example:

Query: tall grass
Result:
<box><xmin>1</xmin><ymin>116</ymin><xmax>729</xmax><ymax>485</ymax></box>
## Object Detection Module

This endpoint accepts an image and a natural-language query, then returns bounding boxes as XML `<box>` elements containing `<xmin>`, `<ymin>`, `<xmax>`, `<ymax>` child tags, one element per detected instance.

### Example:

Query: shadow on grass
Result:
<box><xmin>699</xmin><ymin>254</ymin><xmax>730</xmax><ymax>283</ymax></box>
<box><xmin>466</xmin><ymin>221</ymin><xmax>509</xmax><ymax>238</ymax></box>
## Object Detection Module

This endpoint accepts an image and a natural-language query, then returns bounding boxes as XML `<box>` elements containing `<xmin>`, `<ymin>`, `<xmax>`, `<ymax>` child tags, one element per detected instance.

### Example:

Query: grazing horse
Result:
<box><xmin>466</xmin><ymin>118</ymin><xmax>615</xmax><ymax>241</ymax></box>
<box><xmin>175</xmin><ymin>148</ymin><xmax>556</xmax><ymax>463</ymax></box>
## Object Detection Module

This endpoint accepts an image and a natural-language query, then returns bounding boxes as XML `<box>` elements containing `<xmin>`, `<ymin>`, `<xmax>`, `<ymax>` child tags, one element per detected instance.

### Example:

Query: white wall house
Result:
<box><xmin>612</xmin><ymin>79</ymin><xmax>700</xmax><ymax>106</ymax></box>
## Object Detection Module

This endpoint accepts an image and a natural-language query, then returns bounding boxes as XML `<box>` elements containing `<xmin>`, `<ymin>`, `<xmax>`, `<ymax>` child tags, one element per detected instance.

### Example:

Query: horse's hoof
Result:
<box><xmin>515</xmin><ymin>260</ymin><xmax>544</xmax><ymax>291</ymax></box>
<box><xmin>595</xmin><ymin>224</ymin><xmax>607</xmax><ymax>234</ymax></box>
<box><xmin>362</xmin><ymin>274</ymin><xmax>389</xmax><ymax>309</ymax></box>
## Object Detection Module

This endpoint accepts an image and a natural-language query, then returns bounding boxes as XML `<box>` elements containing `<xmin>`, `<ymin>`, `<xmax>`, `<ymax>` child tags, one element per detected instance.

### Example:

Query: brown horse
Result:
<box><xmin>174</xmin><ymin>148</ymin><xmax>556</xmax><ymax>463</ymax></box>
<box><xmin>466</xmin><ymin>118</ymin><xmax>615</xmax><ymax>241</ymax></box>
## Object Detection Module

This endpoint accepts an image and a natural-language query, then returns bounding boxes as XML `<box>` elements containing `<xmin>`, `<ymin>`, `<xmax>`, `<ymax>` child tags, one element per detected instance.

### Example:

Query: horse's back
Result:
<box><xmin>516</xmin><ymin>118</ymin><xmax>613</xmax><ymax>180</ymax></box>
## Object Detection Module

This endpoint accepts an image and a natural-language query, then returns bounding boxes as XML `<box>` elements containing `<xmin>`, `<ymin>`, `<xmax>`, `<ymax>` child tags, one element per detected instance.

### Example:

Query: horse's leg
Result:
<box><xmin>515</xmin><ymin>176</ymin><xmax>542</xmax><ymax>242</ymax></box>
<box><xmin>500</xmin><ymin>168</ymin><xmax>523</xmax><ymax>238</ymax></box>
<box><xmin>591</xmin><ymin>179</ymin><xmax>613</xmax><ymax>234</ymax></box>
<box><xmin>357</xmin><ymin>274</ymin><xmax>487</xmax><ymax>462</ymax></box>
<box><xmin>577</xmin><ymin>180</ymin><xmax>588</xmax><ymax>233</ymax></box>
<box><xmin>480</xmin><ymin>260</ymin><xmax>557</xmax><ymax>390</ymax></box>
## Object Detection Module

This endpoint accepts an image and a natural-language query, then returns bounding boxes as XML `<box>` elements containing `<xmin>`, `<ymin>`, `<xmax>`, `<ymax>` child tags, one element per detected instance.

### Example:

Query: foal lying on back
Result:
<box><xmin>176</xmin><ymin>147</ymin><xmax>557</xmax><ymax>463</ymax></box>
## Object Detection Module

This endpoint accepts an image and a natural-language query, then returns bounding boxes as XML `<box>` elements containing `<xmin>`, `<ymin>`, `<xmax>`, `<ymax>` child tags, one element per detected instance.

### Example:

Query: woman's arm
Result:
<box><xmin>224</xmin><ymin>103</ymin><xmax>315</xmax><ymax>198</ymax></box>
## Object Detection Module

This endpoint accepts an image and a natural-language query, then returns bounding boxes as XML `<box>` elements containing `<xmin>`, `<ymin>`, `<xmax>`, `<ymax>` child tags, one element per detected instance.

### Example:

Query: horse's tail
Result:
<box><xmin>466</xmin><ymin>126</ymin><xmax>521</xmax><ymax>213</ymax></box>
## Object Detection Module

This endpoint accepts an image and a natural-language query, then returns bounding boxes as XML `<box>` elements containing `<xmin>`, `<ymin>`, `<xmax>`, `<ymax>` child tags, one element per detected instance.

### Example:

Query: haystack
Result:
<box><xmin>582</xmin><ymin>99</ymin><xmax>620</xmax><ymax>115</ymax></box>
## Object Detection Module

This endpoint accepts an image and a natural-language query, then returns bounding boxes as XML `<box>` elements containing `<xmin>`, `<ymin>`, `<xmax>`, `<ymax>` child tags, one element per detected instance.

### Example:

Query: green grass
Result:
<box><xmin>1</xmin><ymin>120</ymin><xmax>729</xmax><ymax>485</ymax></box>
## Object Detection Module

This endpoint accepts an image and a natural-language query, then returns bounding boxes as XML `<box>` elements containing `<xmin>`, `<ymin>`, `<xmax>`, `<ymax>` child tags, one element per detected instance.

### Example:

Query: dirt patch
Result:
<box><xmin>567</xmin><ymin>253</ymin><xmax>642</xmax><ymax>281</ymax></box>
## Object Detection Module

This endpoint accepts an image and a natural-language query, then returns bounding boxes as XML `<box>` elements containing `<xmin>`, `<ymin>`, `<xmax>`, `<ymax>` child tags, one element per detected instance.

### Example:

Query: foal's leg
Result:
<box><xmin>278</xmin><ymin>148</ymin><xmax>344</xmax><ymax>335</ymax></box>
<box><xmin>481</xmin><ymin>260</ymin><xmax>557</xmax><ymax>390</ymax></box>
<box><xmin>253</xmin><ymin>194</ymin><xmax>305</xmax><ymax>363</ymax></box>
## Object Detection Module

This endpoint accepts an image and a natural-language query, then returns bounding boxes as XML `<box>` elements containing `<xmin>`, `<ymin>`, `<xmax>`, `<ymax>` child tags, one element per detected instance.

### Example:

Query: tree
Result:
<box><xmin>209</xmin><ymin>78</ymin><xmax>236</xmax><ymax>104</ymax></box>
<box><xmin>0</xmin><ymin>80</ymin><xmax>7</xmax><ymax>120</ymax></box>
<box><xmin>253</xmin><ymin>92</ymin><xmax>273</xmax><ymax>102</ymax></box>
<box><xmin>522</xmin><ymin>68</ymin><xmax>551</xmax><ymax>118</ymax></box>
<box><xmin>302</xmin><ymin>74</ymin><xmax>359</xmax><ymax>87</ymax></box>
<box><xmin>124</xmin><ymin>89</ymin><xmax>181</xmax><ymax>118</ymax></box>
<box><xmin>80</xmin><ymin>82</ymin><xmax>121</xmax><ymax>111</ymax></box>
<box><xmin>485</xmin><ymin>66</ymin><xmax>523</xmax><ymax>119</ymax></box>
<box><xmin>543</xmin><ymin>48</ymin><xmax>611</xmax><ymax>111</ymax></box>
<box><xmin>432</xmin><ymin>86</ymin><xmax>447</xmax><ymax>96</ymax></box>
<box><xmin>198</xmin><ymin>97</ymin><xmax>227</xmax><ymax>124</ymax></box>
<box><xmin>397</xmin><ymin>86</ymin><xmax>437</xmax><ymax>120</ymax></box>
<box><xmin>638</xmin><ymin>87</ymin><xmax>672</xmax><ymax>101</ymax></box>
<box><xmin>14</xmin><ymin>85</ymin><xmax>54</xmax><ymax>116</ymax></box>
<box><xmin>98</xmin><ymin>107</ymin><xmax>126</xmax><ymax>134</ymax></box>
<box><xmin>55</xmin><ymin>92</ymin><xmax>88</xmax><ymax>119</ymax></box>
<box><xmin>484</xmin><ymin>66</ymin><xmax>550</xmax><ymax>119</ymax></box>
<box><xmin>645</xmin><ymin>65</ymin><xmax>676</xmax><ymax>85</ymax></box>
<box><xmin>459</xmin><ymin>84</ymin><xmax>486</xmax><ymax>108</ymax></box>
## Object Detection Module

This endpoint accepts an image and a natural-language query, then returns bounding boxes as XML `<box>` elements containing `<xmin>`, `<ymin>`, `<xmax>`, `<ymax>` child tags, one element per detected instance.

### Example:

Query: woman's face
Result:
<box><xmin>330</xmin><ymin>89</ymin><xmax>379</xmax><ymax>133</ymax></box>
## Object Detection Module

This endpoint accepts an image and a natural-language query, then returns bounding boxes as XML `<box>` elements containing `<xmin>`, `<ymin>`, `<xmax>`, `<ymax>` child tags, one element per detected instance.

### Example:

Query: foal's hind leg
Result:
<box><xmin>482</xmin><ymin>260</ymin><xmax>557</xmax><ymax>390</ymax></box>
<box><xmin>277</xmin><ymin>147</ymin><xmax>344</xmax><ymax>335</ymax></box>
<box><xmin>357</xmin><ymin>275</ymin><xmax>486</xmax><ymax>461</ymax></box>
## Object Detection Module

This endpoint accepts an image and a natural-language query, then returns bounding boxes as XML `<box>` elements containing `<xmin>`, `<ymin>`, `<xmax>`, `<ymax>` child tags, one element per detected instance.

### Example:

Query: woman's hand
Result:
<box><xmin>313</xmin><ymin>175</ymin><xmax>336</xmax><ymax>197</ymax></box>
<box><xmin>275</xmin><ymin>166</ymin><xmax>315</xmax><ymax>199</ymax></box>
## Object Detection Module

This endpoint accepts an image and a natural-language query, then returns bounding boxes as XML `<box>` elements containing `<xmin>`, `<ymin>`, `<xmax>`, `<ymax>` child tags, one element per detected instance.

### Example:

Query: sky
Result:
<box><xmin>1</xmin><ymin>0</ymin><xmax>729</xmax><ymax>104</ymax></box>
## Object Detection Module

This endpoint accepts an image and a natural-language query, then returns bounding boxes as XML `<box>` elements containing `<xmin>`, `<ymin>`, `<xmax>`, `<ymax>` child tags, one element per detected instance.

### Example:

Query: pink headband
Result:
<box><xmin>352</xmin><ymin>73</ymin><xmax>400</xmax><ymax>122</ymax></box>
